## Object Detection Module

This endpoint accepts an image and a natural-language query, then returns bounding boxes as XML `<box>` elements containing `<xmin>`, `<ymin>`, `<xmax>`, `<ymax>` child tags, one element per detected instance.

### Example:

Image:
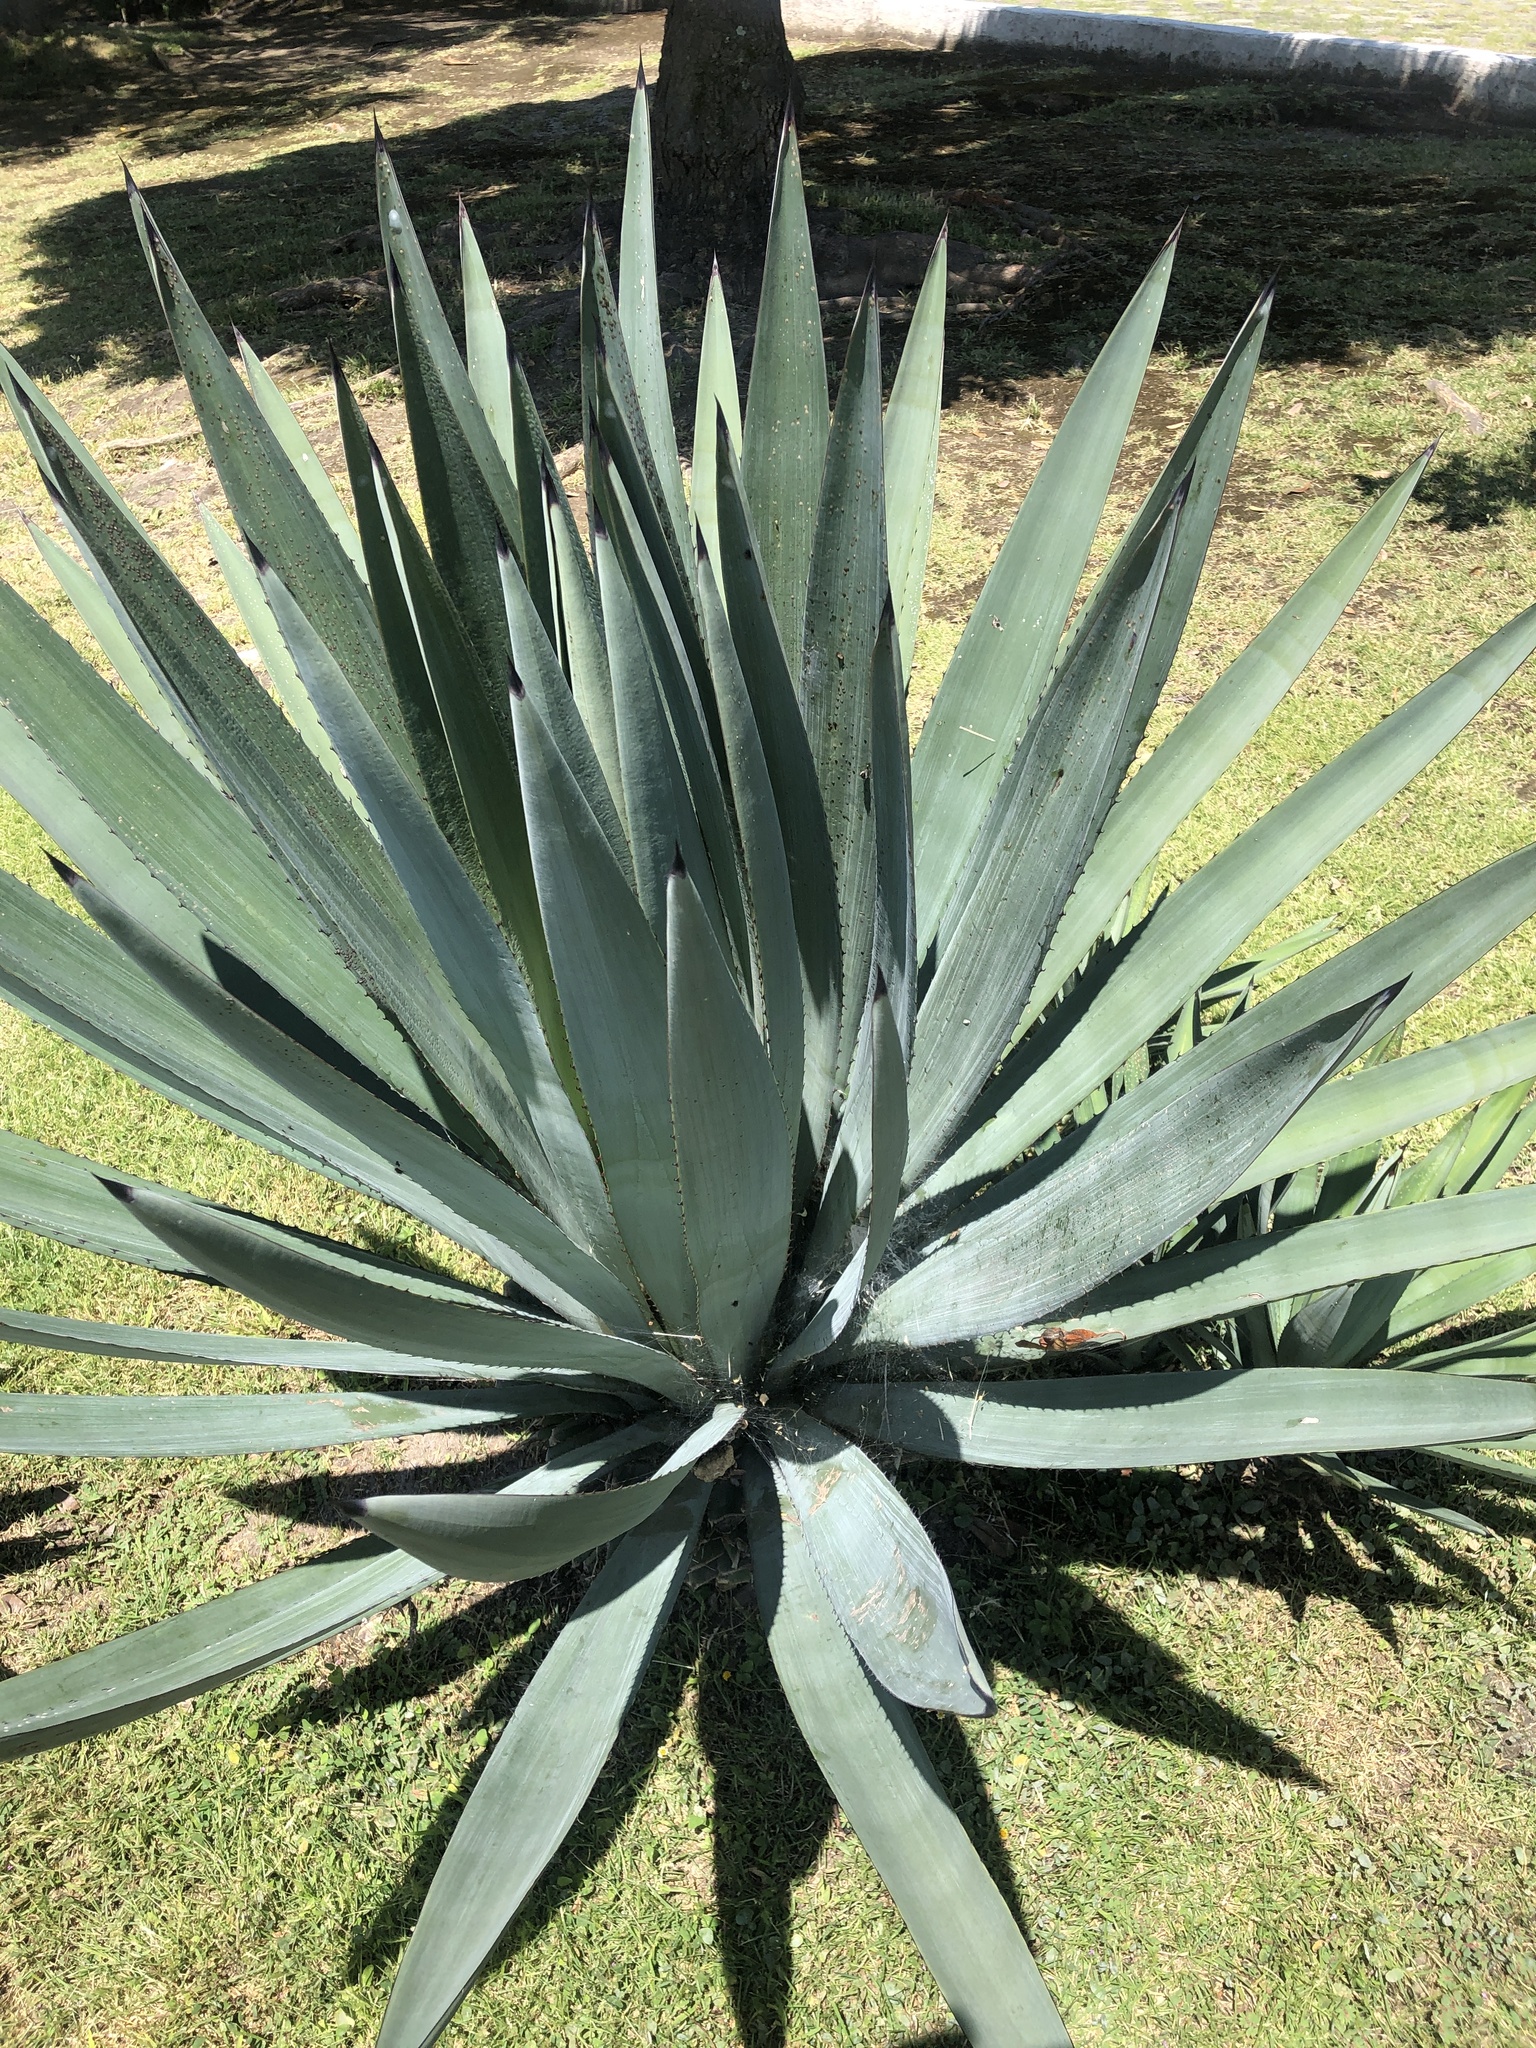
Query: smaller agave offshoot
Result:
<box><xmin>4</xmin><ymin>75</ymin><xmax>1536</xmax><ymax>2048</ymax></box>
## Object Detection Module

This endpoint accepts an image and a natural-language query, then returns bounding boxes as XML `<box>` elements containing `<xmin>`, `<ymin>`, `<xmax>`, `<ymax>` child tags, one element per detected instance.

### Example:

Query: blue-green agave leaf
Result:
<box><xmin>907</xmin><ymin>482</ymin><xmax>1186</xmax><ymax>1180</ymax></box>
<box><xmin>667</xmin><ymin>860</ymin><xmax>792</xmax><ymax>1378</ymax></box>
<box><xmin>618</xmin><ymin>64</ymin><xmax>690</xmax><ymax>552</ymax></box>
<box><xmin>691</xmin><ymin>267</ymin><xmax>742</xmax><ymax>571</ymax></box>
<box><xmin>941</xmin><ymin>604</ymin><xmax>1536</xmax><ymax>1189</ymax></box>
<box><xmin>868</xmin><ymin>990</ymin><xmax>1390</xmax><ymax>1348</ymax></box>
<box><xmin>883</xmin><ymin>228</ymin><xmax>946</xmax><ymax>683</ymax></box>
<box><xmin>373</xmin><ymin>1476</ymin><xmax>707</xmax><ymax>2048</ymax></box>
<box><xmin>111</xmin><ymin>1183</ymin><xmax>694</xmax><ymax>1400</ymax></box>
<box><xmin>350</xmin><ymin>1404</ymin><xmax>740</xmax><ymax>1579</ymax></box>
<box><xmin>765</xmin><ymin>1407</ymin><xmax>993</xmax><ymax>1715</ymax></box>
<box><xmin>0</xmin><ymin>1389</ymin><xmax>571</xmax><ymax>1458</ymax></box>
<box><xmin>910</xmin><ymin>231</ymin><xmax>1177</xmax><ymax>952</ymax></box>
<box><xmin>742</xmin><ymin>119</ymin><xmax>829</xmax><ymax>659</ymax></box>
<box><xmin>817</xmin><ymin>1368</ymin><xmax>1536</xmax><ymax>1468</ymax></box>
<box><xmin>744</xmin><ymin>1447</ymin><xmax>1070</xmax><ymax>2048</ymax></box>
<box><xmin>508</xmin><ymin>670</ymin><xmax>696</xmax><ymax>1331</ymax></box>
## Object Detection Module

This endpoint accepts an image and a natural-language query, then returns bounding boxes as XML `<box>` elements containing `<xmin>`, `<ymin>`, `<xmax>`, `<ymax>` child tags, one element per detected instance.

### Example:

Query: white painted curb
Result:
<box><xmin>779</xmin><ymin>3</ymin><xmax>1536</xmax><ymax>124</ymax></box>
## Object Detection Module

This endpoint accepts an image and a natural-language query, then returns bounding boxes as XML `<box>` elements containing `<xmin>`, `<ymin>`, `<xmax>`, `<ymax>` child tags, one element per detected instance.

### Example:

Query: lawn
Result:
<box><xmin>3</xmin><ymin>6</ymin><xmax>1536</xmax><ymax>2045</ymax></box>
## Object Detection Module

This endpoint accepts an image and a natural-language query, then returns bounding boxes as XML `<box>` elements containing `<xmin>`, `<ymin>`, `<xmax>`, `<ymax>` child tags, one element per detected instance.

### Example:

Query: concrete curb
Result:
<box><xmin>778</xmin><ymin>3</ymin><xmax>1536</xmax><ymax>124</ymax></box>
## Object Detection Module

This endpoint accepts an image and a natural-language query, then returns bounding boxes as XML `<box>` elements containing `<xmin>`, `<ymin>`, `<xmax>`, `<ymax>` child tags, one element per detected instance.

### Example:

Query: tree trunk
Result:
<box><xmin>652</xmin><ymin>0</ymin><xmax>800</xmax><ymax>258</ymax></box>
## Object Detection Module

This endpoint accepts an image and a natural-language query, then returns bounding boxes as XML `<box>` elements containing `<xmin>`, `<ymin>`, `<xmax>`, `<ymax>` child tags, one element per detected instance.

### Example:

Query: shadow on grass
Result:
<box><xmin>337</xmin><ymin>1563</ymin><xmax>697</xmax><ymax>2001</ymax></box>
<box><xmin>0</xmin><ymin>0</ymin><xmax>584</xmax><ymax>163</ymax></box>
<box><xmin>152</xmin><ymin>1437</ymin><xmax>1536</xmax><ymax>2040</ymax></box>
<box><xmin>1413</xmin><ymin>427</ymin><xmax>1536</xmax><ymax>530</ymax></box>
<box><xmin>6</xmin><ymin>25</ymin><xmax>1536</xmax><ymax>477</ymax></box>
<box><xmin>697</xmin><ymin>1587</ymin><xmax>837</xmax><ymax>2048</ymax></box>
<box><xmin>0</xmin><ymin>1480</ymin><xmax>78</xmax><ymax>1583</ymax></box>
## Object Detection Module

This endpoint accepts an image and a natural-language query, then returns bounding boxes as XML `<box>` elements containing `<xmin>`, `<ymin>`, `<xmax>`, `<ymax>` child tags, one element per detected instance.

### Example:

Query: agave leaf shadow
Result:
<box><xmin>1</xmin><ymin>1481</ymin><xmax>73</xmax><ymax>1528</ymax></box>
<box><xmin>1401</xmin><ymin>427</ymin><xmax>1536</xmax><ymax>533</ymax></box>
<box><xmin>255</xmin><ymin>1573</ymin><xmax>566</xmax><ymax>1742</ymax></box>
<box><xmin>696</xmin><ymin>1578</ymin><xmax>838</xmax><ymax>2048</ymax></box>
<box><xmin>0</xmin><ymin>1478</ymin><xmax>80</xmax><ymax>1581</ymax></box>
<box><xmin>344</xmin><ymin>1590</ymin><xmax>693</xmax><ymax>2003</ymax></box>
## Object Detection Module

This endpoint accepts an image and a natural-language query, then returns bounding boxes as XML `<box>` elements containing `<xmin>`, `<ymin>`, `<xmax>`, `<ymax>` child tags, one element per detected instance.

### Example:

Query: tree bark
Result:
<box><xmin>652</xmin><ymin>0</ymin><xmax>800</xmax><ymax>258</ymax></box>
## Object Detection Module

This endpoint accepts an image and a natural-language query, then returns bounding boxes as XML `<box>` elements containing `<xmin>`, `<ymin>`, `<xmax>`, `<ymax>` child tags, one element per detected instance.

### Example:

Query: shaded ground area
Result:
<box><xmin>5</xmin><ymin>5</ymin><xmax>1536</xmax><ymax>412</ymax></box>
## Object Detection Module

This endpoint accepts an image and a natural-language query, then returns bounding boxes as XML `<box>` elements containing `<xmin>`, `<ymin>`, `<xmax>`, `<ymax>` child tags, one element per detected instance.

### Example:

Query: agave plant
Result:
<box><xmin>4</xmin><ymin>77</ymin><xmax>1536</xmax><ymax>2047</ymax></box>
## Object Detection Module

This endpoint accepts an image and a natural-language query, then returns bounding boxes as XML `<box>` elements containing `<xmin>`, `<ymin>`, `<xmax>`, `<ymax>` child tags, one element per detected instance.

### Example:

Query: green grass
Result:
<box><xmin>4</xmin><ymin>12</ymin><xmax>1536</xmax><ymax>2046</ymax></box>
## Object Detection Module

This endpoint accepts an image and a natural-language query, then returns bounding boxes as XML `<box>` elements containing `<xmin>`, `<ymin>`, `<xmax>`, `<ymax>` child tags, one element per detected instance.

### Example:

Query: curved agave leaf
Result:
<box><xmin>0</xmin><ymin>579</ymin><xmax>427</xmax><ymax>1115</ymax></box>
<box><xmin>742</xmin><ymin>118</ymin><xmax>828</xmax><ymax>658</ymax></box>
<box><xmin>910</xmin><ymin>231</ymin><xmax>1177</xmax><ymax>951</ymax></box>
<box><xmin>582</xmin><ymin>218</ymin><xmax>695</xmax><ymax>614</ymax></box>
<box><xmin>125</xmin><ymin>177</ymin><xmax>416</xmax><ymax>779</ymax></box>
<box><xmin>109</xmin><ymin>1183</ymin><xmax>693</xmax><ymax>1400</ymax></box>
<box><xmin>376</xmin><ymin>141</ymin><xmax>521</xmax><ymax>685</ymax></box>
<box><xmin>744</xmin><ymin>1447</ymin><xmax>1069</xmax><ymax>2048</ymax></box>
<box><xmin>0</xmin><ymin>865</ymin><xmax>379</xmax><ymax>1188</ymax></box>
<box><xmin>883</xmin><ymin>228</ymin><xmax>946</xmax><ymax>683</ymax></box>
<box><xmin>54</xmin><ymin>867</ymin><xmax>637</xmax><ymax>1331</ymax></box>
<box><xmin>691</xmin><ymin>267</ymin><xmax>741</xmax><ymax>572</ymax></box>
<box><xmin>801</xmin><ymin>968</ymin><xmax>906</xmax><ymax>1293</ymax></box>
<box><xmin>593</xmin><ymin>449</ymin><xmax>752</xmax><ymax>969</ymax></box>
<box><xmin>1406</xmin><ymin>1319</ymin><xmax>1536</xmax><ymax>1376</ymax></box>
<box><xmin>1236</xmin><ymin>1014</ymin><xmax>1536</xmax><ymax>1194</ymax></box>
<box><xmin>1422</xmin><ymin>1442</ymin><xmax>1536</xmax><ymax>1497</ymax></box>
<box><xmin>498</xmin><ymin>537</ymin><xmax>631</xmax><ymax>875</ymax></box>
<box><xmin>942</xmin><ymin>603</ymin><xmax>1536</xmax><ymax>1187</ymax></box>
<box><xmin>507</xmin><ymin>355</ymin><xmax>561</xmax><ymax>649</ymax></box>
<box><xmin>546</xmin><ymin>454</ymin><xmax>623</xmax><ymax>808</ymax></box>
<box><xmin>350</xmin><ymin>1404</ymin><xmax>740</xmax><ymax>1579</ymax></box>
<box><xmin>618</xmin><ymin>65</ymin><xmax>690</xmax><ymax>554</ymax></box>
<box><xmin>0</xmin><ymin>1130</ymin><xmax>207</xmax><ymax>1274</ymax></box>
<box><xmin>804</xmin><ymin>287</ymin><xmax>886</xmax><ymax>1085</ymax></box>
<box><xmin>235</xmin><ymin>332</ymin><xmax>368</xmax><ymax>578</ymax></box>
<box><xmin>1002</xmin><ymin>1184</ymin><xmax>1536</xmax><ymax>1351</ymax></box>
<box><xmin>328</xmin><ymin>359</ymin><xmax>486</xmax><ymax>871</ymax></box>
<box><xmin>374</xmin><ymin>1476</ymin><xmax>707</xmax><ymax>2048</ymax></box>
<box><xmin>667</xmin><ymin>861</ymin><xmax>792</xmax><ymax>1376</ymax></box>
<box><xmin>1053</xmin><ymin>281</ymin><xmax>1272</xmax><ymax>705</ymax></box>
<box><xmin>253</xmin><ymin>552</ymin><xmax>623</xmax><ymax>1269</ymax></box>
<box><xmin>1296</xmin><ymin>1448</ymin><xmax>1498</xmax><ymax>1533</ymax></box>
<box><xmin>0</xmin><ymin>1308</ymin><xmax>629</xmax><ymax>1391</ymax></box>
<box><xmin>696</xmin><ymin>537</ymin><xmax>803</xmax><ymax>1130</ymax></box>
<box><xmin>907</xmin><ymin>479</ymin><xmax>1186</xmax><ymax>1178</ymax></box>
<box><xmin>0</xmin><ymin>1536</ymin><xmax>437</xmax><ymax>1762</ymax></box>
<box><xmin>199</xmin><ymin>506</ymin><xmax>363</xmax><ymax>815</ymax></box>
<box><xmin>509</xmin><ymin>669</ymin><xmax>695</xmax><ymax>1331</ymax></box>
<box><xmin>596</xmin><ymin>503</ymin><xmax>715</xmax><ymax>940</ymax></box>
<box><xmin>1022</xmin><ymin>453</ymin><xmax>1430</xmax><ymax>1041</ymax></box>
<box><xmin>27</xmin><ymin>517</ymin><xmax>210</xmax><ymax>775</ymax></box>
<box><xmin>459</xmin><ymin>206</ymin><xmax>517</xmax><ymax>479</ymax></box>
<box><xmin>764</xmin><ymin>1408</ymin><xmax>993</xmax><ymax>1715</ymax></box>
<box><xmin>715</xmin><ymin>422</ymin><xmax>842</xmax><ymax>1160</ymax></box>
